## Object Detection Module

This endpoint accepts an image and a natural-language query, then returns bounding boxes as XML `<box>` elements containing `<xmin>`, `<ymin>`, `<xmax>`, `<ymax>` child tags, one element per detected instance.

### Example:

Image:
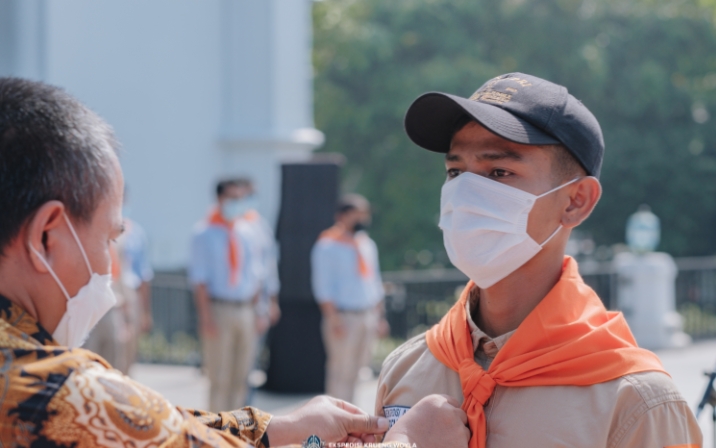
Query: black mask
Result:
<box><xmin>353</xmin><ymin>222</ymin><xmax>368</xmax><ymax>232</ymax></box>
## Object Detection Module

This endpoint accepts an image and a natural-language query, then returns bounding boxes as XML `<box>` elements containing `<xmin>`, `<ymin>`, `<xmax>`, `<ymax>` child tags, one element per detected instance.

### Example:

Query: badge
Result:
<box><xmin>303</xmin><ymin>435</ymin><xmax>323</xmax><ymax>448</ymax></box>
<box><xmin>382</xmin><ymin>405</ymin><xmax>410</xmax><ymax>428</ymax></box>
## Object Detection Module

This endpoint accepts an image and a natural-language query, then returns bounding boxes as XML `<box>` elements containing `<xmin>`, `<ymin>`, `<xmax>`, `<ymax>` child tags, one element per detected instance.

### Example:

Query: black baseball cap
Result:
<box><xmin>404</xmin><ymin>73</ymin><xmax>605</xmax><ymax>178</ymax></box>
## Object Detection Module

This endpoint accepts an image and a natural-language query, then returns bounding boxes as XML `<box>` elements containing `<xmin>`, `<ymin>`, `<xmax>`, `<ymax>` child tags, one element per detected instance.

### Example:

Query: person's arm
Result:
<box><xmin>371</xmin><ymin>239</ymin><xmax>390</xmax><ymax>337</ymax></box>
<box><xmin>375</xmin><ymin>299</ymin><xmax>390</xmax><ymax>339</ymax></box>
<box><xmin>193</xmin><ymin>283</ymin><xmax>217</xmax><ymax>338</ymax></box>
<box><xmin>263</xmin><ymin>219</ymin><xmax>281</xmax><ymax>320</ymax></box>
<box><xmin>45</xmin><ymin>352</ymin><xmax>457</xmax><ymax>448</ymax></box>
<box><xmin>318</xmin><ymin>301</ymin><xmax>346</xmax><ymax>338</ymax></box>
<box><xmin>137</xmin><ymin>280</ymin><xmax>152</xmax><ymax>333</ymax></box>
<box><xmin>268</xmin><ymin>294</ymin><xmax>281</xmax><ymax>326</ymax></box>
<box><xmin>40</xmin><ymin>351</ymin><xmax>260</xmax><ymax>448</ymax></box>
<box><xmin>311</xmin><ymin>242</ymin><xmax>345</xmax><ymax>338</ymax></box>
<box><xmin>189</xmin><ymin>232</ymin><xmax>217</xmax><ymax>338</ymax></box>
<box><xmin>136</xmin><ymin>229</ymin><xmax>154</xmax><ymax>333</ymax></box>
<box><xmin>612</xmin><ymin>400</ymin><xmax>702</xmax><ymax>448</ymax></box>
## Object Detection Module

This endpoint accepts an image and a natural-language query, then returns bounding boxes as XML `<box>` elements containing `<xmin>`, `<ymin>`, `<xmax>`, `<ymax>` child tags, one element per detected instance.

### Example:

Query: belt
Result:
<box><xmin>211</xmin><ymin>298</ymin><xmax>252</xmax><ymax>306</ymax></box>
<box><xmin>337</xmin><ymin>308</ymin><xmax>373</xmax><ymax>314</ymax></box>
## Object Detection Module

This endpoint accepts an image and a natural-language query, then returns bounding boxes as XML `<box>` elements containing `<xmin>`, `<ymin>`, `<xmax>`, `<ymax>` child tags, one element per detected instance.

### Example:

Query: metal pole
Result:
<box><xmin>712</xmin><ymin>406</ymin><xmax>715</xmax><ymax>448</ymax></box>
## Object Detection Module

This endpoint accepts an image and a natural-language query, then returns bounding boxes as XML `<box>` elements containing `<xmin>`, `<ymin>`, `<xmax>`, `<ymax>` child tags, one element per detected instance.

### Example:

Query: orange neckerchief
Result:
<box><xmin>243</xmin><ymin>210</ymin><xmax>260</xmax><ymax>222</ymax></box>
<box><xmin>426</xmin><ymin>256</ymin><xmax>667</xmax><ymax>448</ymax></box>
<box><xmin>110</xmin><ymin>244</ymin><xmax>122</xmax><ymax>281</ymax></box>
<box><xmin>208</xmin><ymin>208</ymin><xmax>241</xmax><ymax>285</ymax></box>
<box><xmin>318</xmin><ymin>224</ymin><xmax>370</xmax><ymax>278</ymax></box>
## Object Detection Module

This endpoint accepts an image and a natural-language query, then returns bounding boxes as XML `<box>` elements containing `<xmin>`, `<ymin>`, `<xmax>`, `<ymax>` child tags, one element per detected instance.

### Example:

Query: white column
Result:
<box><xmin>218</xmin><ymin>0</ymin><xmax>323</xmax><ymax>227</ymax></box>
<box><xmin>0</xmin><ymin>0</ymin><xmax>46</xmax><ymax>80</ymax></box>
<box><xmin>614</xmin><ymin>252</ymin><xmax>691</xmax><ymax>350</ymax></box>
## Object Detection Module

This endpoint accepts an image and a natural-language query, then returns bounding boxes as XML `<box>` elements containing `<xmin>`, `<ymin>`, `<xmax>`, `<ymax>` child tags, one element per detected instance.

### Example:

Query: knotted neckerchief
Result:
<box><xmin>426</xmin><ymin>256</ymin><xmax>667</xmax><ymax>448</ymax></box>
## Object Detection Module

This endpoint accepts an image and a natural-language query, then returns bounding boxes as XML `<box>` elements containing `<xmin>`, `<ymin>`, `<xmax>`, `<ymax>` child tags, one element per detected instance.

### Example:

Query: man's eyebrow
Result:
<box><xmin>446</xmin><ymin>149</ymin><xmax>524</xmax><ymax>162</ymax></box>
<box><xmin>475</xmin><ymin>149</ymin><xmax>523</xmax><ymax>161</ymax></box>
<box><xmin>445</xmin><ymin>153</ymin><xmax>461</xmax><ymax>162</ymax></box>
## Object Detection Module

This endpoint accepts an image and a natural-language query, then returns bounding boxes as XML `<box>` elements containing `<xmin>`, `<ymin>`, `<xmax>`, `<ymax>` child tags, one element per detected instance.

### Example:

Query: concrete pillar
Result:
<box><xmin>217</xmin><ymin>0</ymin><xmax>324</xmax><ymax>227</ymax></box>
<box><xmin>614</xmin><ymin>252</ymin><xmax>691</xmax><ymax>350</ymax></box>
<box><xmin>0</xmin><ymin>0</ymin><xmax>46</xmax><ymax>80</ymax></box>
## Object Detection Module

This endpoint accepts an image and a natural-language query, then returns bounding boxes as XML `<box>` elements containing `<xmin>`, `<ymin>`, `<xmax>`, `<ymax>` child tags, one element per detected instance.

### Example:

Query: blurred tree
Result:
<box><xmin>313</xmin><ymin>0</ymin><xmax>716</xmax><ymax>270</ymax></box>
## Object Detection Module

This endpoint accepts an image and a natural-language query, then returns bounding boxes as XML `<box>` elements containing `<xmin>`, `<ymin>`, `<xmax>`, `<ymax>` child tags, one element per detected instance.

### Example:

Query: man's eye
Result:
<box><xmin>490</xmin><ymin>169</ymin><xmax>511</xmax><ymax>178</ymax></box>
<box><xmin>446</xmin><ymin>168</ymin><xmax>461</xmax><ymax>179</ymax></box>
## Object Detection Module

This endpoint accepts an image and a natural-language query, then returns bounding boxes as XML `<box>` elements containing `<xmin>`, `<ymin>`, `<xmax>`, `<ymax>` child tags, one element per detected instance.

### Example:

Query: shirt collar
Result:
<box><xmin>0</xmin><ymin>294</ymin><xmax>57</xmax><ymax>347</ymax></box>
<box><xmin>465</xmin><ymin>286</ymin><xmax>515</xmax><ymax>359</ymax></box>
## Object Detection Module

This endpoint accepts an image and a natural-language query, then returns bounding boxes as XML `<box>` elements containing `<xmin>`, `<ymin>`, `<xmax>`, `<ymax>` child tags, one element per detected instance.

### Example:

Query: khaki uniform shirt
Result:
<box><xmin>376</xmin><ymin>293</ymin><xmax>703</xmax><ymax>448</ymax></box>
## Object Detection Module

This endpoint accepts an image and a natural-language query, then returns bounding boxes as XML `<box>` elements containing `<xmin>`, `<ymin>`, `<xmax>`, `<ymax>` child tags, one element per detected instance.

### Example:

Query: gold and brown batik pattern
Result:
<box><xmin>0</xmin><ymin>295</ymin><xmax>270</xmax><ymax>448</ymax></box>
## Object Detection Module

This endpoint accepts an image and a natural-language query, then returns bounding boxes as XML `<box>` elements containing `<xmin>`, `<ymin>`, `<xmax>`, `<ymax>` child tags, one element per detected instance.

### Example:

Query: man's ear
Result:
<box><xmin>562</xmin><ymin>177</ymin><xmax>602</xmax><ymax>229</ymax></box>
<box><xmin>25</xmin><ymin>201</ymin><xmax>66</xmax><ymax>273</ymax></box>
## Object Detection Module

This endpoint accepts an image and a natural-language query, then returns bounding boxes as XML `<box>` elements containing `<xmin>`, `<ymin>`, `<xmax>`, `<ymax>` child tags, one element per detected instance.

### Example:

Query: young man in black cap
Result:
<box><xmin>376</xmin><ymin>73</ymin><xmax>702</xmax><ymax>447</ymax></box>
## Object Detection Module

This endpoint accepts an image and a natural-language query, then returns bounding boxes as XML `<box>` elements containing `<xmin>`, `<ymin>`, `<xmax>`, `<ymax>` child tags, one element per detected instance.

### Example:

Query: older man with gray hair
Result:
<box><xmin>0</xmin><ymin>77</ymin><xmax>470</xmax><ymax>448</ymax></box>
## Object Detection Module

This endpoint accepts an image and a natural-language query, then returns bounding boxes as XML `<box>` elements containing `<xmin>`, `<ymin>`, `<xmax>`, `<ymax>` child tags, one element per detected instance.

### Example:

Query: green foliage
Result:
<box><xmin>313</xmin><ymin>0</ymin><xmax>716</xmax><ymax>270</ymax></box>
<box><xmin>138</xmin><ymin>331</ymin><xmax>201</xmax><ymax>365</ymax></box>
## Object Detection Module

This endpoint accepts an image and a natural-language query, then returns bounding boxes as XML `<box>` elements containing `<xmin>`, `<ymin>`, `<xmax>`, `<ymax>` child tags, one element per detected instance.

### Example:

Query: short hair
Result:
<box><xmin>543</xmin><ymin>144</ymin><xmax>587</xmax><ymax>184</ymax></box>
<box><xmin>0</xmin><ymin>78</ymin><xmax>119</xmax><ymax>256</ymax></box>
<box><xmin>337</xmin><ymin>194</ymin><xmax>370</xmax><ymax>215</ymax></box>
<box><xmin>215</xmin><ymin>177</ymin><xmax>253</xmax><ymax>198</ymax></box>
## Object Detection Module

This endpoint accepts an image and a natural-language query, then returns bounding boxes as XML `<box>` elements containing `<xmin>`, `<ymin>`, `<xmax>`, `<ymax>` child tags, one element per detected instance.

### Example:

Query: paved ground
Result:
<box><xmin>131</xmin><ymin>339</ymin><xmax>716</xmax><ymax>447</ymax></box>
<box><xmin>657</xmin><ymin>338</ymin><xmax>716</xmax><ymax>447</ymax></box>
<box><xmin>129</xmin><ymin>364</ymin><xmax>379</xmax><ymax>417</ymax></box>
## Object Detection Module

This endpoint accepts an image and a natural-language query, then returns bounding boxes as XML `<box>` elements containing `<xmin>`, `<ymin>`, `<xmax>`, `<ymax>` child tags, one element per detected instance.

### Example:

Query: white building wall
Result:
<box><xmin>0</xmin><ymin>0</ymin><xmax>322</xmax><ymax>269</ymax></box>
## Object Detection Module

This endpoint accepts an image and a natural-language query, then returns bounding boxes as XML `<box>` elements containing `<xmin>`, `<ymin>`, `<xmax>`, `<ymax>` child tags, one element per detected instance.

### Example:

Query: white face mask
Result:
<box><xmin>221</xmin><ymin>196</ymin><xmax>257</xmax><ymax>221</ymax></box>
<box><xmin>439</xmin><ymin>172</ymin><xmax>580</xmax><ymax>289</ymax></box>
<box><xmin>29</xmin><ymin>213</ymin><xmax>117</xmax><ymax>348</ymax></box>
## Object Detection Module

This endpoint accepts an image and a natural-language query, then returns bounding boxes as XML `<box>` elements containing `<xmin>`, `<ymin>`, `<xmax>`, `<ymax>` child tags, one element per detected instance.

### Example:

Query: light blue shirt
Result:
<box><xmin>119</xmin><ymin>219</ymin><xmax>154</xmax><ymax>290</ymax></box>
<box><xmin>311</xmin><ymin>231</ymin><xmax>384</xmax><ymax>311</ymax></box>
<box><xmin>241</xmin><ymin>213</ymin><xmax>280</xmax><ymax>316</ymax></box>
<box><xmin>188</xmin><ymin>220</ymin><xmax>263</xmax><ymax>302</ymax></box>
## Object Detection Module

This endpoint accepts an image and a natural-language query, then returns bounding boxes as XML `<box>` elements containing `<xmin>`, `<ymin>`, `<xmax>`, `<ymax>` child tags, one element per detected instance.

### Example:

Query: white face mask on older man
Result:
<box><xmin>28</xmin><ymin>213</ymin><xmax>117</xmax><ymax>348</ymax></box>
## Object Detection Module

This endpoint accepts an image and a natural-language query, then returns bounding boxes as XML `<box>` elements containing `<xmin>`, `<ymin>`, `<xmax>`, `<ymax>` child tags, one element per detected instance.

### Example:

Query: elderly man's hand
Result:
<box><xmin>383</xmin><ymin>394</ymin><xmax>470</xmax><ymax>448</ymax></box>
<box><xmin>266</xmin><ymin>395</ymin><xmax>389</xmax><ymax>446</ymax></box>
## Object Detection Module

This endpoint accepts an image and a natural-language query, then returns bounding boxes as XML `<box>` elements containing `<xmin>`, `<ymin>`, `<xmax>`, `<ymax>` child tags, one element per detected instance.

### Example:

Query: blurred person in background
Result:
<box><xmin>312</xmin><ymin>194</ymin><xmax>389</xmax><ymax>403</ymax></box>
<box><xmin>376</xmin><ymin>73</ymin><xmax>701</xmax><ymax>447</ymax></box>
<box><xmin>84</xmin><ymin>190</ymin><xmax>153</xmax><ymax>374</ymax></box>
<box><xmin>189</xmin><ymin>179</ymin><xmax>264</xmax><ymax>412</ymax></box>
<box><xmin>231</xmin><ymin>178</ymin><xmax>281</xmax><ymax>405</ymax></box>
<box><xmin>0</xmin><ymin>77</ymin><xmax>475</xmax><ymax>448</ymax></box>
<box><xmin>83</xmin><ymin>244</ymin><xmax>130</xmax><ymax>371</ymax></box>
<box><xmin>116</xmin><ymin>189</ymin><xmax>154</xmax><ymax>370</ymax></box>
<box><xmin>233</xmin><ymin>178</ymin><xmax>281</xmax><ymax>336</ymax></box>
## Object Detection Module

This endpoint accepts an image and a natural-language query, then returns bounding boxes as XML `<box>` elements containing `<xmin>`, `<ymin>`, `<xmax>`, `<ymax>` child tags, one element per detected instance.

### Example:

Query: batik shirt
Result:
<box><xmin>0</xmin><ymin>295</ymin><xmax>271</xmax><ymax>448</ymax></box>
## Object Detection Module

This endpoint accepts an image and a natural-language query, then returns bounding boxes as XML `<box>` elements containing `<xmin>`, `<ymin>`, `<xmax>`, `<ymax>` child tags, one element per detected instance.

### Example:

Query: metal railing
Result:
<box><xmin>139</xmin><ymin>273</ymin><xmax>201</xmax><ymax>365</ymax></box>
<box><xmin>141</xmin><ymin>256</ymin><xmax>716</xmax><ymax>364</ymax></box>
<box><xmin>675</xmin><ymin>257</ymin><xmax>716</xmax><ymax>339</ymax></box>
<box><xmin>380</xmin><ymin>260</ymin><xmax>619</xmax><ymax>341</ymax></box>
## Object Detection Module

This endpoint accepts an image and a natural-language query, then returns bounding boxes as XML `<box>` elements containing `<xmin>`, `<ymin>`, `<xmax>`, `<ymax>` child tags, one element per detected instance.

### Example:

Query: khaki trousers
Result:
<box><xmin>322</xmin><ymin>309</ymin><xmax>378</xmax><ymax>403</ymax></box>
<box><xmin>202</xmin><ymin>300</ymin><xmax>256</xmax><ymax>412</ymax></box>
<box><xmin>84</xmin><ymin>307</ymin><xmax>126</xmax><ymax>370</ymax></box>
<box><xmin>122</xmin><ymin>287</ymin><xmax>141</xmax><ymax>373</ymax></box>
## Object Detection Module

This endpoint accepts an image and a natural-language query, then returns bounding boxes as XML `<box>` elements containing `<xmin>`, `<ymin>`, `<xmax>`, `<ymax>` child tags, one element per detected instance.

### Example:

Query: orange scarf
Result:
<box><xmin>208</xmin><ymin>208</ymin><xmax>241</xmax><ymax>285</ymax></box>
<box><xmin>243</xmin><ymin>210</ymin><xmax>260</xmax><ymax>222</ymax></box>
<box><xmin>110</xmin><ymin>244</ymin><xmax>122</xmax><ymax>281</ymax></box>
<box><xmin>425</xmin><ymin>256</ymin><xmax>666</xmax><ymax>448</ymax></box>
<box><xmin>318</xmin><ymin>225</ymin><xmax>370</xmax><ymax>278</ymax></box>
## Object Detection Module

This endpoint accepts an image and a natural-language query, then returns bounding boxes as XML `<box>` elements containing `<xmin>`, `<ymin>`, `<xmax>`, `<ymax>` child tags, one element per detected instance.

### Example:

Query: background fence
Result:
<box><xmin>140</xmin><ymin>256</ymin><xmax>716</xmax><ymax>365</ymax></box>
